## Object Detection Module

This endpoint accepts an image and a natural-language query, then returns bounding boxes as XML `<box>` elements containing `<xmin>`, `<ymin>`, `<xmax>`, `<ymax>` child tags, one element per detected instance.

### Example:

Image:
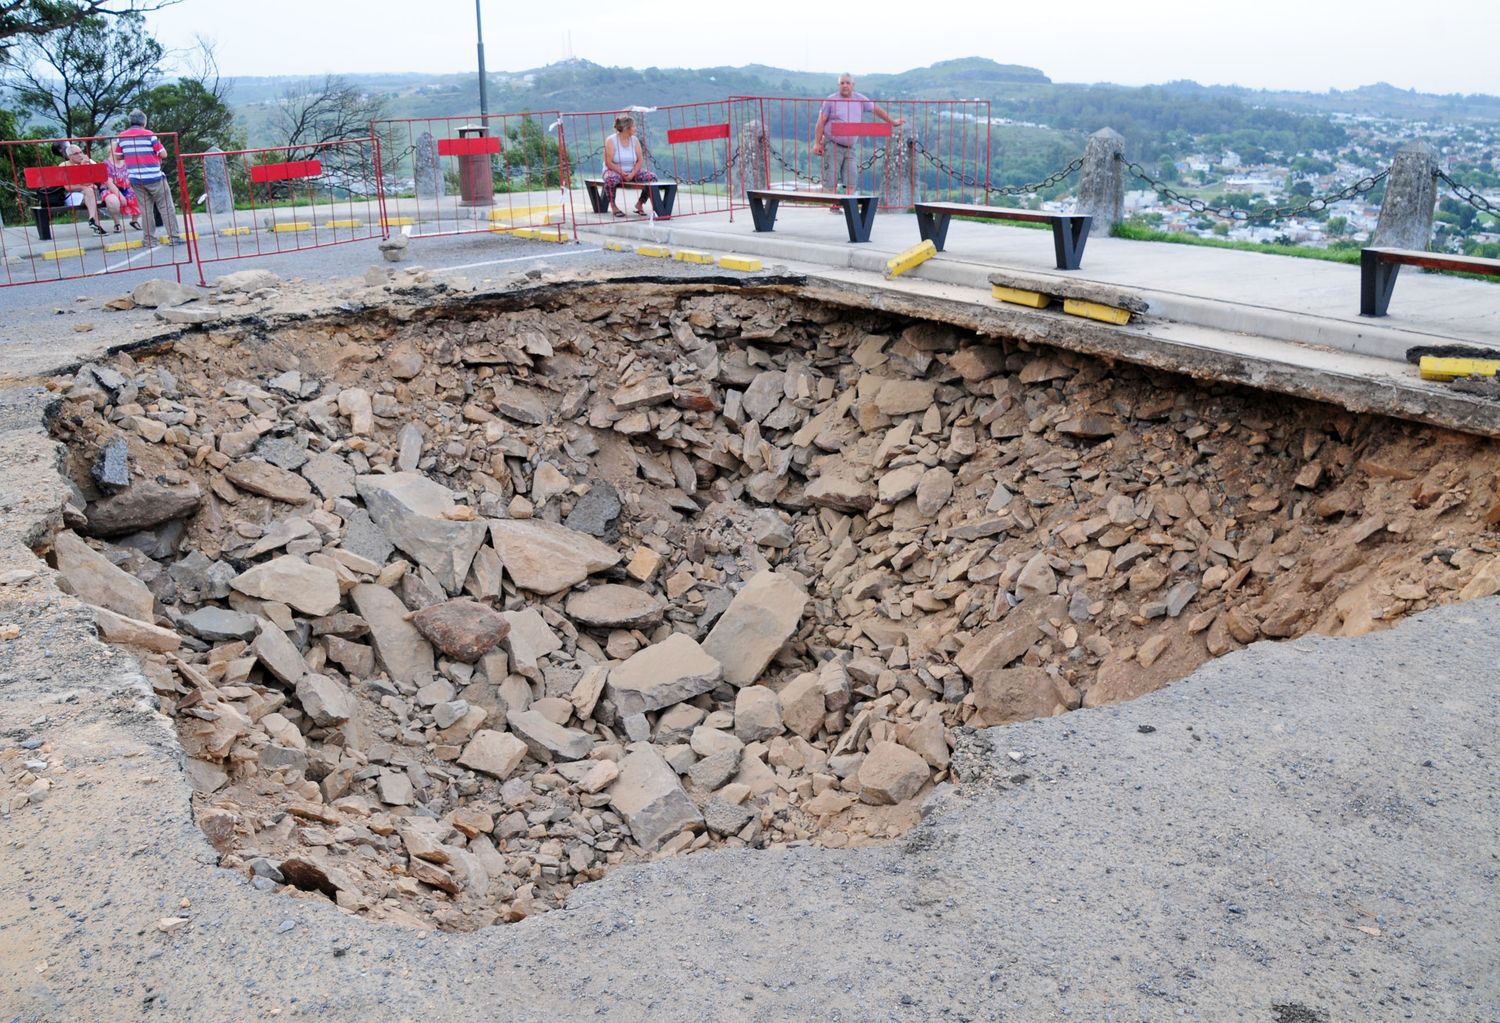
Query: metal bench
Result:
<box><xmin>31</xmin><ymin>194</ymin><xmax>78</xmax><ymax>241</ymax></box>
<box><xmin>914</xmin><ymin>203</ymin><xmax>1091</xmax><ymax>270</ymax></box>
<box><xmin>583</xmin><ymin>178</ymin><xmax>678</xmax><ymax>217</ymax></box>
<box><xmin>1360</xmin><ymin>247</ymin><xmax>1500</xmax><ymax>317</ymax></box>
<box><xmin>746</xmin><ymin>189</ymin><xmax>878</xmax><ymax>243</ymax></box>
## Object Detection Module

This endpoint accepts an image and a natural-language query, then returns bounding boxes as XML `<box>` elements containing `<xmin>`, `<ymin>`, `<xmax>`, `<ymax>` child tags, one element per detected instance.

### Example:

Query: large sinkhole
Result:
<box><xmin>41</xmin><ymin>280</ymin><xmax>1500</xmax><ymax>932</ymax></box>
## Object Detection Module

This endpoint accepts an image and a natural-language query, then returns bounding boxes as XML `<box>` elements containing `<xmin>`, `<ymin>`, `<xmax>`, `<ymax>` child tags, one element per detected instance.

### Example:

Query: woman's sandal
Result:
<box><xmin>612</xmin><ymin>209</ymin><xmax>626</xmax><ymax>219</ymax></box>
<box><xmin>129</xmin><ymin>220</ymin><xmax>140</xmax><ymax>230</ymax></box>
<box><xmin>112</xmin><ymin>222</ymin><xmax>121</xmax><ymax>233</ymax></box>
<box><xmin>634</xmin><ymin>205</ymin><xmax>648</xmax><ymax>216</ymax></box>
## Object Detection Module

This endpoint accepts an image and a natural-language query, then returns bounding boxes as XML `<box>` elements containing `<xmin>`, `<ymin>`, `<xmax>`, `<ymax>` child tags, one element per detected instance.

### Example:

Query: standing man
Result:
<box><xmin>811</xmin><ymin>74</ymin><xmax>903</xmax><ymax>201</ymax></box>
<box><xmin>114</xmin><ymin>109</ymin><xmax>184</xmax><ymax>249</ymax></box>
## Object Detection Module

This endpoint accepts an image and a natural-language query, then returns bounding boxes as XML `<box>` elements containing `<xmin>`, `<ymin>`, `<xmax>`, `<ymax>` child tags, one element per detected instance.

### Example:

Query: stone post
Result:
<box><xmin>1372</xmin><ymin>141</ymin><xmax>1439</xmax><ymax>250</ymax></box>
<box><xmin>1076</xmin><ymin>128</ymin><xmax>1125</xmax><ymax>234</ymax></box>
<box><xmin>414</xmin><ymin>131</ymin><xmax>443</xmax><ymax>201</ymax></box>
<box><xmin>203</xmin><ymin>147</ymin><xmax>233</xmax><ymax>216</ymax></box>
<box><xmin>733</xmin><ymin>119</ymin><xmax>767</xmax><ymax>196</ymax></box>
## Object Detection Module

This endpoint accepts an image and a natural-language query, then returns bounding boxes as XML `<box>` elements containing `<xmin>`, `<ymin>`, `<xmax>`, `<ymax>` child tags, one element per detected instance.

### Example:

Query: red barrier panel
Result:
<box><xmin>666</xmin><ymin>123</ymin><xmax>731</xmax><ymax>145</ymax></box>
<box><xmin>730</xmin><ymin>96</ymin><xmax>991</xmax><ymax>209</ymax></box>
<box><xmin>180</xmin><ymin>137</ymin><xmax>382</xmax><ymax>280</ymax></box>
<box><xmin>1</xmin><ymin>132</ymin><xmax>191</xmax><ymax>288</ymax></box>
<box><xmin>437</xmin><ymin>136</ymin><xmax>502</xmax><ymax>157</ymax></box>
<box><xmin>369</xmin><ymin>112</ymin><xmax>566</xmax><ymax>240</ymax></box>
<box><xmin>560</xmin><ymin>99</ymin><xmax>749</xmax><ymax>230</ymax></box>
<box><xmin>25</xmin><ymin>163</ymin><xmax>109</xmax><ymax>188</ymax></box>
<box><xmin>249</xmin><ymin>159</ymin><xmax>322</xmax><ymax>184</ymax></box>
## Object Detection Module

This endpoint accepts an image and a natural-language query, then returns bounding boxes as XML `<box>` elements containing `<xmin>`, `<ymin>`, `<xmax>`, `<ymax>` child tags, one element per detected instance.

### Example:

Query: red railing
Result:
<box><xmin>559</xmin><ymin>100</ymin><xmax>749</xmax><ymax>229</ymax></box>
<box><xmin>368</xmin><ymin>112</ymin><xmax>567</xmax><ymax>241</ymax></box>
<box><xmin>730</xmin><ymin>96</ymin><xmax>991</xmax><ymax>208</ymax></box>
<box><xmin>0</xmin><ymin>131</ymin><xmax>191</xmax><ymax>288</ymax></box>
<box><xmin>179</xmin><ymin>138</ymin><xmax>383</xmax><ymax>279</ymax></box>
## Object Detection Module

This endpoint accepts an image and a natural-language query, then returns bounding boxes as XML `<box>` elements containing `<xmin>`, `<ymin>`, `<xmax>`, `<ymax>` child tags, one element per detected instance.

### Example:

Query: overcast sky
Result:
<box><xmin>147</xmin><ymin>0</ymin><xmax>1500</xmax><ymax>96</ymax></box>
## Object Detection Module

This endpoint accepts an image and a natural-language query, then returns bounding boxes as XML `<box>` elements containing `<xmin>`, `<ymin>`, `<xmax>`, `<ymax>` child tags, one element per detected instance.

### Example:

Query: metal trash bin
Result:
<box><xmin>457</xmin><ymin>125</ymin><xmax>495</xmax><ymax>208</ymax></box>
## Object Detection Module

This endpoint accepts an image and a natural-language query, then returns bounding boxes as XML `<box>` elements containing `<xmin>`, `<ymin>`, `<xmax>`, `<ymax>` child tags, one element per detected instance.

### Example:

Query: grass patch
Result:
<box><xmin>1111</xmin><ymin>220</ymin><xmax>1362</xmax><ymax>264</ymax></box>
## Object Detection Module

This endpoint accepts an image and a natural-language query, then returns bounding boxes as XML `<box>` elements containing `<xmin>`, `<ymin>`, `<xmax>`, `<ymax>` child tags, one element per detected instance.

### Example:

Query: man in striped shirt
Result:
<box><xmin>114</xmin><ymin>109</ymin><xmax>183</xmax><ymax>248</ymax></box>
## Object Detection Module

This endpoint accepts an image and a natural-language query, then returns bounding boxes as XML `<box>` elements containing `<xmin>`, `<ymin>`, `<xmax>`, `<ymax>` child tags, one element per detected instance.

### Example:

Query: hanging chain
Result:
<box><xmin>911</xmin><ymin>139</ymin><xmax>1082</xmax><ymax>197</ymax></box>
<box><xmin>635</xmin><ymin>138</ymin><xmax>740</xmax><ymax>187</ymax></box>
<box><xmin>1120</xmin><ymin>155</ymin><xmax>1388</xmax><ymax>222</ymax></box>
<box><xmin>1437</xmin><ymin>170</ymin><xmax>1500</xmax><ymax>218</ymax></box>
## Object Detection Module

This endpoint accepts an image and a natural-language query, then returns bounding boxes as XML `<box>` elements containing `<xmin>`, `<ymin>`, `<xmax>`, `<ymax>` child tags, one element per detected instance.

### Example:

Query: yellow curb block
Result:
<box><xmin>323</xmin><ymin>219</ymin><xmax>363</xmax><ymax>229</ymax></box>
<box><xmin>269</xmin><ymin>222</ymin><xmax>312</xmax><ymax>233</ymax></box>
<box><xmin>219</xmin><ymin>226</ymin><xmax>252</xmax><ymax>236</ymax></box>
<box><xmin>1420</xmin><ymin>356</ymin><xmax>1500</xmax><ymax>381</ymax></box>
<box><xmin>636</xmin><ymin>245</ymin><xmax>671</xmax><ymax>258</ymax></box>
<box><xmin>488</xmin><ymin>204</ymin><xmax>563</xmax><ymax>223</ymax></box>
<box><xmin>104</xmin><ymin>239</ymin><xmax>144</xmax><ymax>253</ymax></box>
<box><xmin>717</xmin><ymin>255</ymin><xmax>763</xmax><ymax>272</ymax></box>
<box><xmin>42</xmin><ymin>246</ymin><xmax>85</xmax><ymax>261</ymax></box>
<box><xmin>673</xmin><ymin>249</ymin><xmax>713</xmax><ymax>264</ymax></box>
<box><xmin>1063</xmin><ymin>298</ymin><xmax>1132</xmax><ymax>325</ymax></box>
<box><xmin>603</xmin><ymin>240</ymin><xmax>632</xmax><ymax>252</ymax></box>
<box><xmin>380</xmin><ymin>217</ymin><xmax>414</xmax><ymax>227</ymax></box>
<box><xmin>885</xmin><ymin>239</ymin><xmax>937</xmax><ymax>279</ymax></box>
<box><xmin>511</xmin><ymin>227</ymin><xmax>567</xmax><ymax>242</ymax></box>
<box><xmin>992</xmin><ymin>284</ymin><xmax>1051</xmax><ymax>309</ymax></box>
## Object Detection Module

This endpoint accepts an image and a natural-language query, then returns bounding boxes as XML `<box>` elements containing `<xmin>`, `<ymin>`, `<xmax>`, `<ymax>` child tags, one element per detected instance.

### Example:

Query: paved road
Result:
<box><xmin>0</xmin><ymin>230</ymin><xmax>614</xmax><ymax>351</ymax></box>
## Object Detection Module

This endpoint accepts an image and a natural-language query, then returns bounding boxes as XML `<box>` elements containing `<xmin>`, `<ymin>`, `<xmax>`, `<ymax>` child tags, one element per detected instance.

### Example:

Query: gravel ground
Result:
<box><xmin>0</xmin><ymin>255</ymin><xmax>1496</xmax><ymax>1022</ymax></box>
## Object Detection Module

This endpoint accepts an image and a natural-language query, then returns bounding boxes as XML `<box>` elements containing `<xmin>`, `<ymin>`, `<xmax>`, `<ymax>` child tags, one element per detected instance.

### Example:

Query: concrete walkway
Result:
<box><xmin>594</xmin><ymin>207</ymin><xmax>1500</xmax><ymax>360</ymax></box>
<box><xmin>584</xmin><ymin>208</ymin><xmax>1500</xmax><ymax>437</ymax></box>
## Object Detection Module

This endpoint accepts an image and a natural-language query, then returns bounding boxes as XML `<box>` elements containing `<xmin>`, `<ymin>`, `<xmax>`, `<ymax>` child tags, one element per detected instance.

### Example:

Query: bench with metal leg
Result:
<box><xmin>745</xmin><ymin>189</ymin><xmax>878</xmax><ymax>242</ymax></box>
<box><xmin>914</xmin><ymin>202</ymin><xmax>1091</xmax><ymax>270</ymax></box>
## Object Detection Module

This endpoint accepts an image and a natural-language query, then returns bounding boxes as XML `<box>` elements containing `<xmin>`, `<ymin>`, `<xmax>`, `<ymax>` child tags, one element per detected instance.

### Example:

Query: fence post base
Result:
<box><xmin>1076</xmin><ymin>128</ymin><xmax>1125</xmax><ymax>235</ymax></box>
<box><xmin>1372</xmin><ymin>141</ymin><xmax>1438</xmax><ymax>251</ymax></box>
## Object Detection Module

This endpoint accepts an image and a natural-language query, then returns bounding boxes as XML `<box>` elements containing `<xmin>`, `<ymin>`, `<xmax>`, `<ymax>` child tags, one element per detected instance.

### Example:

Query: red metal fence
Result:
<box><xmin>1</xmin><ymin>132</ymin><xmax>192</xmax><ymax>288</ymax></box>
<box><xmin>369</xmin><ymin>112</ymin><xmax>566</xmax><ymax>240</ymax></box>
<box><xmin>730</xmin><ymin>96</ymin><xmax>991</xmax><ymax>208</ymax></box>
<box><xmin>180</xmin><ymin>137</ymin><xmax>383</xmax><ymax>278</ymax></box>
<box><xmin>0</xmin><ymin>96</ymin><xmax>994</xmax><ymax>291</ymax></box>
<box><xmin>559</xmin><ymin>100</ymin><xmax>750</xmax><ymax>229</ymax></box>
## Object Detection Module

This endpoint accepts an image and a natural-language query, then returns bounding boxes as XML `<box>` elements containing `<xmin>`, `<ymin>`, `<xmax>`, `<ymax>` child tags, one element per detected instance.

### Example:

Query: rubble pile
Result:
<box><xmin>39</xmin><ymin>283</ymin><xmax>1500</xmax><ymax>930</ymax></box>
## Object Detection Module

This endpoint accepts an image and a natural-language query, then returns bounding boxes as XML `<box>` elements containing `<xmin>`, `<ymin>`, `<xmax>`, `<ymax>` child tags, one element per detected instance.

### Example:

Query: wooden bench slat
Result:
<box><xmin>1366</xmin><ymin>248</ymin><xmax>1500</xmax><ymax>275</ymax></box>
<box><xmin>747</xmin><ymin>189</ymin><xmax>876</xmax><ymax>203</ymax></box>
<box><xmin>914</xmin><ymin>202</ymin><xmax>1073</xmax><ymax>225</ymax></box>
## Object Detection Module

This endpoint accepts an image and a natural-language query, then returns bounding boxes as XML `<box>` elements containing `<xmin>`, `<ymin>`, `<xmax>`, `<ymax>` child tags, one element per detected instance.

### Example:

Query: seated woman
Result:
<box><xmin>104</xmin><ymin>150</ymin><xmax>142</xmax><ymax>232</ymax></box>
<box><xmin>55</xmin><ymin>142</ymin><xmax>122</xmax><ymax>235</ymax></box>
<box><xmin>602</xmin><ymin>115</ymin><xmax>657</xmax><ymax>218</ymax></box>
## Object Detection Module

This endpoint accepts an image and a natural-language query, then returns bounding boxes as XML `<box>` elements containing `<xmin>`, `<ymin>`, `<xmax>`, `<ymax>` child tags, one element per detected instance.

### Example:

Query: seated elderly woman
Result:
<box><xmin>601</xmin><ymin>114</ymin><xmax>657</xmax><ymax>218</ymax></box>
<box><xmin>52</xmin><ymin>141</ymin><xmax>124</xmax><ymax>235</ymax></box>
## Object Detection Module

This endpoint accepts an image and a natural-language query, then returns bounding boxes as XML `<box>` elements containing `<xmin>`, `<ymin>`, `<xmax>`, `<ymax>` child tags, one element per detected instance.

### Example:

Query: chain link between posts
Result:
<box><xmin>1120</xmin><ymin>154</ymin><xmax>1388</xmax><ymax>223</ymax></box>
<box><xmin>1438</xmin><ymin>170</ymin><xmax>1500</xmax><ymax>219</ymax></box>
<box><xmin>912</xmin><ymin>139</ymin><xmax>1083</xmax><ymax>198</ymax></box>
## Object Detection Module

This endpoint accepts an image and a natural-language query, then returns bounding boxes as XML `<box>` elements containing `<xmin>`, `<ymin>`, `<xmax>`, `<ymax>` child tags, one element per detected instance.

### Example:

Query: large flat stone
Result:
<box><xmin>52</xmin><ymin>531</ymin><xmax>153</xmax><ymax>621</ymax></box>
<box><xmin>955</xmin><ymin>596</ymin><xmax>1065</xmax><ymax>681</ymax></box>
<box><xmin>230</xmin><ymin>556</ymin><xmax>341</xmax><ymax>617</ymax></box>
<box><xmin>972</xmin><ymin>666</ymin><xmax>1081</xmax><ymax>725</ymax></box>
<box><xmin>354</xmin><ymin>473</ymin><xmax>487</xmax><ymax>594</ymax></box>
<box><xmin>223</xmin><ymin>459</ymin><xmax>313</xmax><ymax>504</ymax></box>
<box><xmin>488</xmin><ymin>518</ymin><xmax>621</xmax><ymax>596</ymax></box>
<box><xmin>410</xmin><ymin>599</ymin><xmax>511</xmax><ymax>663</ymax></box>
<box><xmin>607</xmin><ymin>743</ymin><xmax>703</xmax><ymax>850</ymax></box>
<box><xmin>349</xmin><ymin>583</ymin><xmax>435</xmax><ymax>686</ymax></box>
<box><xmin>701</xmin><ymin>571</ymin><xmax>808</xmax><ymax>687</ymax></box>
<box><xmin>606</xmin><ymin>633</ymin><xmax>723</xmax><ymax>716</ymax></box>
<box><xmin>507</xmin><ymin>709</ymin><xmax>594</xmax><ymax>763</ymax></box>
<box><xmin>458</xmin><ymin>729</ymin><xmax>528</xmax><ymax>780</ymax></box>
<box><xmin>564</xmin><ymin>584</ymin><xmax>666</xmax><ymax>629</ymax></box>
<box><xmin>85</xmin><ymin>479</ymin><xmax>201</xmax><ymax>538</ymax></box>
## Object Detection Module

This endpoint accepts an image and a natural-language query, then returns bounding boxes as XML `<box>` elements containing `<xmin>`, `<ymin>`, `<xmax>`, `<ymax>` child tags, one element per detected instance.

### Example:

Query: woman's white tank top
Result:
<box><xmin>609</xmin><ymin>134</ymin><xmax>638</xmax><ymax>174</ymax></box>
